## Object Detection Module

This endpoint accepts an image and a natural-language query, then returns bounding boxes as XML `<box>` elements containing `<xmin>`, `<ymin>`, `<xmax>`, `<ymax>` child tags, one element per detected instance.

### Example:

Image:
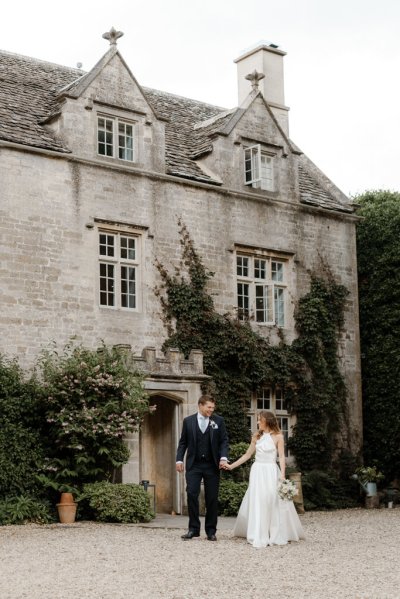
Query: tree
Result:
<box><xmin>356</xmin><ymin>190</ymin><xmax>400</xmax><ymax>480</ymax></box>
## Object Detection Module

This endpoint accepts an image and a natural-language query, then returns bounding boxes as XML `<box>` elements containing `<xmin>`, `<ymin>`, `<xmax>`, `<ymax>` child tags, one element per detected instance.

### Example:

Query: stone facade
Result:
<box><xmin>0</xmin><ymin>34</ymin><xmax>362</xmax><ymax>511</ymax></box>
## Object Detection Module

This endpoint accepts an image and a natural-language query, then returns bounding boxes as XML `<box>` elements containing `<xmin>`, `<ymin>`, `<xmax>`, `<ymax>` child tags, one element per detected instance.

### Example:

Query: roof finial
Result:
<box><xmin>102</xmin><ymin>27</ymin><xmax>124</xmax><ymax>46</ymax></box>
<box><xmin>245</xmin><ymin>69</ymin><xmax>265</xmax><ymax>92</ymax></box>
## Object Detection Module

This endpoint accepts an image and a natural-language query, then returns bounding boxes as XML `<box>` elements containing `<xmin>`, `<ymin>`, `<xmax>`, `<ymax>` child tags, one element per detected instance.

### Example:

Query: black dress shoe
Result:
<box><xmin>207</xmin><ymin>534</ymin><xmax>217</xmax><ymax>541</ymax></box>
<box><xmin>181</xmin><ymin>531</ymin><xmax>200</xmax><ymax>540</ymax></box>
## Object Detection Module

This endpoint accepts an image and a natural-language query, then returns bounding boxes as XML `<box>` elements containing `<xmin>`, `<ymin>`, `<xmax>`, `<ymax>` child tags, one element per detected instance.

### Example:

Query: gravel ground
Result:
<box><xmin>0</xmin><ymin>508</ymin><xmax>399</xmax><ymax>599</ymax></box>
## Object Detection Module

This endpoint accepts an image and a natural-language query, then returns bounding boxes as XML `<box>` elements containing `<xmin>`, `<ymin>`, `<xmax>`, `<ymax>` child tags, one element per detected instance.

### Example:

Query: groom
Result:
<box><xmin>176</xmin><ymin>395</ymin><xmax>229</xmax><ymax>541</ymax></box>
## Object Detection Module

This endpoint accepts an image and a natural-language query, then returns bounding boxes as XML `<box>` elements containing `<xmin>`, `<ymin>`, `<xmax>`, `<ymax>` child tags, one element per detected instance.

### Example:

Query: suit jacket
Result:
<box><xmin>176</xmin><ymin>413</ymin><xmax>229</xmax><ymax>471</ymax></box>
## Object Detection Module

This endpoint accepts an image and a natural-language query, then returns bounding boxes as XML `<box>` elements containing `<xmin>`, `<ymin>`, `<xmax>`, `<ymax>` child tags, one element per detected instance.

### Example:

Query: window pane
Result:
<box><xmin>260</xmin><ymin>153</ymin><xmax>273</xmax><ymax>191</ymax></box>
<box><xmin>255</xmin><ymin>285</ymin><xmax>273</xmax><ymax>322</ymax></box>
<box><xmin>272</xmin><ymin>261</ymin><xmax>284</xmax><ymax>282</ymax></box>
<box><xmin>120</xmin><ymin>236</ymin><xmax>136</xmax><ymax>260</ymax></box>
<box><xmin>121</xmin><ymin>266</ymin><xmax>136</xmax><ymax>309</ymax></box>
<box><xmin>236</xmin><ymin>255</ymin><xmax>249</xmax><ymax>277</ymax></box>
<box><xmin>98</xmin><ymin>117</ymin><xmax>114</xmax><ymax>157</ymax></box>
<box><xmin>118</xmin><ymin>122</ymin><xmax>134</xmax><ymax>162</ymax></box>
<box><xmin>99</xmin><ymin>233</ymin><xmax>115</xmax><ymax>257</ymax></box>
<box><xmin>275</xmin><ymin>388</ymin><xmax>288</xmax><ymax>411</ymax></box>
<box><xmin>257</xmin><ymin>388</ymin><xmax>271</xmax><ymax>410</ymax></box>
<box><xmin>274</xmin><ymin>287</ymin><xmax>285</xmax><ymax>327</ymax></box>
<box><xmin>237</xmin><ymin>282</ymin><xmax>249</xmax><ymax>320</ymax></box>
<box><xmin>254</xmin><ymin>259</ymin><xmax>267</xmax><ymax>280</ymax></box>
<box><xmin>99</xmin><ymin>263</ymin><xmax>114</xmax><ymax>306</ymax></box>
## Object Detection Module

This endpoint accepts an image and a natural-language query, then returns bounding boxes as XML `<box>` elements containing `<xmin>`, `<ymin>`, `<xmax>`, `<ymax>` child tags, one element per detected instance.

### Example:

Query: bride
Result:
<box><xmin>224</xmin><ymin>410</ymin><xmax>305</xmax><ymax>548</ymax></box>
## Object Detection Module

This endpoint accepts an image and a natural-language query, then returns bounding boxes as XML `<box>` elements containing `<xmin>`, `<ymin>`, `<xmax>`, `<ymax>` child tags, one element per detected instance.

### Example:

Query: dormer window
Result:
<box><xmin>97</xmin><ymin>115</ymin><xmax>135</xmax><ymax>162</ymax></box>
<box><xmin>244</xmin><ymin>144</ymin><xmax>274</xmax><ymax>191</ymax></box>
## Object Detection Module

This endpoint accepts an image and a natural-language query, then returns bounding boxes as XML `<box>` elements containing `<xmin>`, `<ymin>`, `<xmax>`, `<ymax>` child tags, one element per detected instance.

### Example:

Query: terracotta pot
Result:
<box><xmin>56</xmin><ymin>492</ymin><xmax>77</xmax><ymax>523</ymax></box>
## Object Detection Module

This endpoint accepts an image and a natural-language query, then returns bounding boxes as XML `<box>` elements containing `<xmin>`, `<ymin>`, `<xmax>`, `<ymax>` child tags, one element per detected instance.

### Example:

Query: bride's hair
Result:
<box><xmin>257</xmin><ymin>410</ymin><xmax>281</xmax><ymax>439</ymax></box>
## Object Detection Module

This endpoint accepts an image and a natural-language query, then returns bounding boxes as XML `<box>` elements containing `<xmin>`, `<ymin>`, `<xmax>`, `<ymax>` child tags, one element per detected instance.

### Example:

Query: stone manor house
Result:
<box><xmin>0</xmin><ymin>29</ymin><xmax>362</xmax><ymax>514</ymax></box>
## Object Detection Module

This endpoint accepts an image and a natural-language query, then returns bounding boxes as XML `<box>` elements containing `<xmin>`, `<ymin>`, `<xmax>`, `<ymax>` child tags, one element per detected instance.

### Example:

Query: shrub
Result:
<box><xmin>80</xmin><ymin>482</ymin><xmax>154</xmax><ymax>523</ymax></box>
<box><xmin>0</xmin><ymin>495</ymin><xmax>53</xmax><ymax>525</ymax></box>
<box><xmin>0</xmin><ymin>356</ymin><xmax>45</xmax><ymax>499</ymax></box>
<box><xmin>224</xmin><ymin>442</ymin><xmax>254</xmax><ymax>483</ymax></box>
<box><xmin>301</xmin><ymin>470</ymin><xmax>360</xmax><ymax>511</ymax></box>
<box><xmin>36</xmin><ymin>343</ymin><xmax>149</xmax><ymax>493</ymax></box>
<box><xmin>218</xmin><ymin>479</ymin><xmax>248</xmax><ymax>516</ymax></box>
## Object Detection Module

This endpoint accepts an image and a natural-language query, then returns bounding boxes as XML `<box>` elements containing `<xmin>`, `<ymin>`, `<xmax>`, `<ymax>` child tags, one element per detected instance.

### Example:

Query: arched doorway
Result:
<box><xmin>139</xmin><ymin>395</ymin><xmax>180</xmax><ymax>514</ymax></box>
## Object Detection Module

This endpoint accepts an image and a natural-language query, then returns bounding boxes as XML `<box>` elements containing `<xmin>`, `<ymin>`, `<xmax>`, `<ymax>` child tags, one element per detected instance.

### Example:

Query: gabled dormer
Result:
<box><xmin>191</xmin><ymin>51</ymin><xmax>298</xmax><ymax>198</ymax></box>
<box><xmin>44</xmin><ymin>28</ymin><xmax>166</xmax><ymax>172</ymax></box>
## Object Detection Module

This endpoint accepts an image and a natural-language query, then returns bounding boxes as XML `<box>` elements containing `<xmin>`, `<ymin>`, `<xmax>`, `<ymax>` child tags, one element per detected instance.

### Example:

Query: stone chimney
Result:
<box><xmin>234</xmin><ymin>41</ymin><xmax>289</xmax><ymax>134</ymax></box>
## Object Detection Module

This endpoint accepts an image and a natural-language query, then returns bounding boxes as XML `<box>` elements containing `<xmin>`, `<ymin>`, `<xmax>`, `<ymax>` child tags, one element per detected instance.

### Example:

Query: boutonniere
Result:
<box><xmin>210</xmin><ymin>420</ymin><xmax>218</xmax><ymax>430</ymax></box>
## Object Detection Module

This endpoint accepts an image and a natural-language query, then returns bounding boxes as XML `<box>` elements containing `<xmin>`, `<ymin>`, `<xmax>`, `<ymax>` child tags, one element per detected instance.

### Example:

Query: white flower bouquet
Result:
<box><xmin>277</xmin><ymin>478</ymin><xmax>298</xmax><ymax>501</ymax></box>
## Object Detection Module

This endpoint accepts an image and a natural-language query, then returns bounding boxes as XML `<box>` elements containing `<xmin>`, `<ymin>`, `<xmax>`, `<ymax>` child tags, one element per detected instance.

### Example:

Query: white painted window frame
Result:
<box><xmin>97</xmin><ymin>114</ymin><xmax>136</xmax><ymax>162</ymax></box>
<box><xmin>236</xmin><ymin>254</ymin><xmax>287</xmax><ymax>326</ymax></box>
<box><xmin>248</xmin><ymin>387</ymin><xmax>294</xmax><ymax>458</ymax></box>
<box><xmin>244</xmin><ymin>144</ymin><xmax>275</xmax><ymax>191</ymax></box>
<box><xmin>98</xmin><ymin>230</ymin><xmax>140</xmax><ymax>311</ymax></box>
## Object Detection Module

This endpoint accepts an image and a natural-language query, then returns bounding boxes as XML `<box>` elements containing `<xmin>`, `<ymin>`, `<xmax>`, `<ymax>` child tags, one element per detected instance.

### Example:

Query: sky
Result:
<box><xmin>1</xmin><ymin>0</ymin><xmax>399</xmax><ymax>197</ymax></box>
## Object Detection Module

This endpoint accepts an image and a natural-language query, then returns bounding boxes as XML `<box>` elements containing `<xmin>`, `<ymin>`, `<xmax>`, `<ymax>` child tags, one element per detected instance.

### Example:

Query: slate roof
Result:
<box><xmin>0</xmin><ymin>49</ymin><xmax>353</xmax><ymax>212</ymax></box>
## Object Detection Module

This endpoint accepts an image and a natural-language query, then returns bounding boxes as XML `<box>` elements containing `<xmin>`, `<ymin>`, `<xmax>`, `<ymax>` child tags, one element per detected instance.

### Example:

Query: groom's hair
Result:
<box><xmin>198</xmin><ymin>395</ymin><xmax>215</xmax><ymax>406</ymax></box>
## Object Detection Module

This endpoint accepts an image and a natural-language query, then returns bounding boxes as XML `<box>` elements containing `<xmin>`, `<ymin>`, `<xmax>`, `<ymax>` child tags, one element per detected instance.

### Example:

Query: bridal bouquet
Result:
<box><xmin>277</xmin><ymin>478</ymin><xmax>298</xmax><ymax>501</ymax></box>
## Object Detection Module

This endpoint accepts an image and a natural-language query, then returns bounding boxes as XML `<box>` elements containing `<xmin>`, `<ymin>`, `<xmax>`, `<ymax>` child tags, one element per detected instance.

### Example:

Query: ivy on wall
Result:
<box><xmin>156</xmin><ymin>221</ymin><xmax>352</xmax><ymax>474</ymax></box>
<box><xmin>356</xmin><ymin>190</ymin><xmax>400</xmax><ymax>481</ymax></box>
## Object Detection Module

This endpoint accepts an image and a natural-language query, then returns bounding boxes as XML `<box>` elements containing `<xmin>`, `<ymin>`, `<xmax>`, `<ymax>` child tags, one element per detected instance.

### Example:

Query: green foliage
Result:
<box><xmin>0</xmin><ymin>495</ymin><xmax>53</xmax><ymax>525</ymax></box>
<box><xmin>301</xmin><ymin>470</ymin><xmax>360</xmax><ymax>511</ymax></box>
<box><xmin>0</xmin><ymin>356</ymin><xmax>45</xmax><ymax>499</ymax></box>
<box><xmin>356</xmin><ymin>190</ymin><xmax>400</xmax><ymax>480</ymax></box>
<box><xmin>156</xmin><ymin>222</ymin><xmax>351</xmax><ymax>476</ymax></box>
<box><xmin>223</xmin><ymin>442</ymin><xmax>254</xmax><ymax>482</ymax></box>
<box><xmin>289</xmin><ymin>275</ymin><xmax>349</xmax><ymax>471</ymax></box>
<box><xmin>354</xmin><ymin>466</ymin><xmax>384</xmax><ymax>484</ymax></box>
<box><xmin>36</xmin><ymin>343</ymin><xmax>149</xmax><ymax>493</ymax></box>
<box><xmin>218</xmin><ymin>479</ymin><xmax>248</xmax><ymax>516</ymax></box>
<box><xmin>80</xmin><ymin>482</ymin><xmax>154</xmax><ymax>523</ymax></box>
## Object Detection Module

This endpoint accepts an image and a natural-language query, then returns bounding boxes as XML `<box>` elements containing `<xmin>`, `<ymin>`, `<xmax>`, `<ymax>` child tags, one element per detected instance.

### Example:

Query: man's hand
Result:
<box><xmin>176</xmin><ymin>463</ymin><xmax>184</xmax><ymax>473</ymax></box>
<box><xmin>219</xmin><ymin>459</ymin><xmax>228</xmax><ymax>470</ymax></box>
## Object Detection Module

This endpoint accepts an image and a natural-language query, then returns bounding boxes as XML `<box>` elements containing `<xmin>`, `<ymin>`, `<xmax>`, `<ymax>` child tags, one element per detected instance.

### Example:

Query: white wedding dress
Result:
<box><xmin>232</xmin><ymin>432</ymin><xmax>305</xmax><ymax>548</ymax></box>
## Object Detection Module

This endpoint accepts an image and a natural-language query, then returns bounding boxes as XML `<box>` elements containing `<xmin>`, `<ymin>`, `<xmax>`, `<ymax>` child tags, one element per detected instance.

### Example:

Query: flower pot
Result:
<box><xmin>56</xmin><ymin>492</ymin><xmax>77</xmax><ymax>523</ymax></box>
<box><xmin>366</xmin><ymin>482</ymin><xmax>377</xmax><ymax>496</ymax></box>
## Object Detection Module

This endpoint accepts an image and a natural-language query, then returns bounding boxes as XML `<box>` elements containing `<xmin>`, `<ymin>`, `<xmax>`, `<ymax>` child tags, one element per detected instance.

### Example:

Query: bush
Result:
<box><xmin>218</xmin><ymin>479</ymin><xmax>248</xmax><ymax>516</ymax></box>
<box><xmin>224</xmin><ymin>442</ymin><xmax>254</xmax><ymax>483</ymax></box>
<box><xmin>36</xmin><ymin>343</ymin><xmax>149</xmax><ymax>493</ymax></box>
<box><xmin>0</xmin><ymin>357</ymin><xmax>45</xmax><ymax>499</ymax></box>
<box><xmin>80</xmin><ymin>482</ymin><xmax>154</xmax><ymax>523</ymax></box>
<box><xmin>0</xmin><ymin>495</ymin><xmax>53</xmax><ymax>525</ymax></box>
<box><xmin>301</xmin><ymin>470</ymin><xmax>360</xmax><ymax>511</ymax></box>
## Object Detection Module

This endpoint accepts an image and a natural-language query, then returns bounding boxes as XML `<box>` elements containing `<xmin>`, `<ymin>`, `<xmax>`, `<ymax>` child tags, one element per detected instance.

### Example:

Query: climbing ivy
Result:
<box><xmin>355</xmin><ymin>190</ymin><xmax>400</xmax><ymax>481</ymax></box>
<box><xmin>156</xmin><ymin>221</ymin><xmax>352</xmax><ymax>474</ymax></box>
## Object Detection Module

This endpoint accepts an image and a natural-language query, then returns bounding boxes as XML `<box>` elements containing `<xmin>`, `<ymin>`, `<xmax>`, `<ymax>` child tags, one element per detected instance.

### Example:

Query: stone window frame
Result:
<box><xmin>97</xmin><ymin>113</ymin><xmax>136</xmax><ymax>163</ymax></box>
<box><xmin>247</xmin><ymin>387</ymin><xmax>294</xmax><ymax>459</ymax></box>
<box><xmin>236</xmin><ymin>250</ymin><xmax>288</xmax><ymax>327</ymax></box>
<box><xmin>97</xmin><ymin>225</ymin><xmax>142</xmax><ymax>312</ymax></box>
<box><xmin>244</xmin><ymin>144</ymin><xmax>275</xmax><ymax>192</ymax></box>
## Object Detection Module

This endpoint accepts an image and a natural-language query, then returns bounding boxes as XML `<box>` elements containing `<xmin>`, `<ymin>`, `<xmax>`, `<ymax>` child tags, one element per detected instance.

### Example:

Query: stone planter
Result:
<box><xmin>56</xmin><ymin>492</ymin><xmax>77</xmax><ymax>523</ymax></box>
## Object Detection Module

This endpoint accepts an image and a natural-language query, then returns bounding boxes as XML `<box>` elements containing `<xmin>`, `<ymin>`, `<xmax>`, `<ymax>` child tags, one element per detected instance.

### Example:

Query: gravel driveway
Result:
<box><xmin>1</xmin><ymin>508</ymin><xmax>399</xmax><ymax>599</ymax></box>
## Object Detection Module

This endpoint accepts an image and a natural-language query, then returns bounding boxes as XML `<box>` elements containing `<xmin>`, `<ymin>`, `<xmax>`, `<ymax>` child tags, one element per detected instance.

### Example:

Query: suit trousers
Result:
<box><xmin>186</xmin><ymin>460</ymin><xmax>220</xmax><ymax>536</ymax></box>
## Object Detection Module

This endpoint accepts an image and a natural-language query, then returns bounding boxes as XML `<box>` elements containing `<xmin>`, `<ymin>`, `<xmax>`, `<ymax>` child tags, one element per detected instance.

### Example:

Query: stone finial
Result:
<box><xmin>102</xmin><ymin>27</ymin><xmax>124</xmax><ymax>46</ymax></box>
<box><xmin>245</xmin><ymin>69</ymin><xmax>265</xmax><ymax>92</ymax></box>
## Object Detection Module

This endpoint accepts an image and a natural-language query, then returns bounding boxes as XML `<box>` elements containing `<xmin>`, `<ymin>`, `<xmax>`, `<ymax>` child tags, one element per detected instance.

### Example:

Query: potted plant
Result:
<box><xmin>353</xmin><ymin>466</ymin><xmax>384</xmax><ymax>496</ymax></box>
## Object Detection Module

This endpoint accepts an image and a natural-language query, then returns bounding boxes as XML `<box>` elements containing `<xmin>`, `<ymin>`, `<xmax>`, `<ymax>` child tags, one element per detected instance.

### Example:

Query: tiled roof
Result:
<box><xmin>298</xmin><ymin>160</ymin><xmax>352</xmax><ymax>213</ymax></box>
<box><xmin>0</xmin><ymin>50</ymin><xmax>83</xmax><ymax>152</ymax></box>
<box><xmin>0</xmin><ymin>49</ymin><xmax>352</xmax><ymax>211</ymax></box>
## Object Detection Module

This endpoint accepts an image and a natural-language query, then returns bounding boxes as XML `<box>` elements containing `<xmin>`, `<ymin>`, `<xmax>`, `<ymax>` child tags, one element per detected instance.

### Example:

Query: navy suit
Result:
<box><xmin>176</xmin><ymin>413</ymin><xmax>229</xmax><ymax>536</ymax></box>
